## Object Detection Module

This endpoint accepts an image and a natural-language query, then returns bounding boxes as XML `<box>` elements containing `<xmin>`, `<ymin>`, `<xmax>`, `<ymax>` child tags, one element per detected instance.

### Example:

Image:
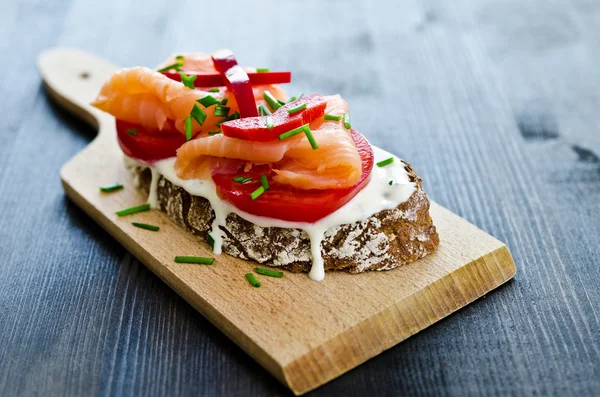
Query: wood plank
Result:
<box><xmin>39</xmin><ymin>48</ymin><xmax>515</xmax><ymax>395</ymax></box>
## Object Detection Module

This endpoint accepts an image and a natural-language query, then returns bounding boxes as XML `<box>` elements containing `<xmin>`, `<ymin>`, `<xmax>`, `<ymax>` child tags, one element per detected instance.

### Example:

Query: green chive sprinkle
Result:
<box><xmin>279</xmin><ymin>124</ymin><xmax>309</xmax><ymax>140</ymax></box>
<box><xmin>324</xmin><ymin>114</ymin><xmax>342</xmax><ymax>121</ymax></box>
<box><xmin>208</xmin><ymin>87</ymin><xmax>220</xmax><ymax>92</ymax></box>
<box><xmin>208</xmin><ymin>129</ymin><xmax>222</xmax><ymax>135</ymax></box>
<box><xmin>277</xmin><ymin>99</ymin><xmax>286</xmax><ymax>106</ymax></box>
<box><xmin>304</xmin><ymin>127</ymin><xmax>319</xmax><ymax>150</ymax></box>
<box><xmin>389</xmin><ymin>180</ymin><xmax>394</xmax><ymax>185</ymax></box>
<box><xmin>214</xmin><ymin>105</ymin><xmax>230</xmax><ymax>117</ymax></box>
<box><xmin>132</xmin><ymin>222</ymin><xmax>159</xmax><ymax>231</ymax></box>
<box><xmin>254</xmin><ymin>267</ymin><xmax>283</xmax><ymax>278</ymax></box>
<box><xmin>197</xmin><ymin>95</ymin><xmax>220</xmax><ymax>107</ymax></box>
<box><xmin>185</xmin><ymin>116</ymin><xmax>193</xmax><ymax>141</ymax></box>
<box><xmin>215</xmin><ymin>111</ymin><xmax>240</xmax><ymax>127</ymax></box>
<box><xmin>287</xmin><ymin>96</ymin><xmax>296</xmax><ymax>103</ymax></box>
<box><xmin>245</xmin><ymin>273</ymin><xmax>261</xmax><ymax>287</ymax></box>
<box><xmin>100</xmin><ymin>183</ymin><xmax>123</xmax><ymax>193</ymax></box>
<box><xmin>191</xmin><ymin>104</ymin><xmax>207</xmax><ymax>126</ymax></box>
<box><xmin>258</xmin><ymin>104</ymin><xmax>272</xmax><ymax>116</ymax></box>
<box><xmin>233</xmin><ymin>176</ymin><xmax>252</xmax><ymax>184</ymax></box>
<box><xmin>343</xmin><ymin>112</ymin><xmax>351</xmax><ymax>129</ymax></box>
<box><xmin>207</xmin><ymin>233</ymin><xmax>215</xmax><ymax>250</ymax></box>
<box><xmin>220</xmin><ymin>98</ymin><xmax>228</xmax><ymax>105</ymax></box>
<box><xmin>286</xmin><ymin>103</ymin><xmax>307</xmax><ymax>114</ymax></box>
<box><xmin>127</xmin><ymin>128</ymin><xmax>138</xmax><ymax>136</ymax></box>
<box><xmin>256</xmin><ymin>68</ymin><xmax>270</xmax><ymax>73</ymax></box>
<box><xmin>174</xmin><ymin>256</ymin><xmax>215</xmax><ymax>265</ymax></box>
<box><xmin>157</xmin><ymin>61</ymin><xmax>184</xmax><ymax>73</ymax></box>
<box><xmin>250</xmin><ymin>186</ymin><xmax>265</xmax><ymax>200</ymax></box>
<box><xmin>377</xmin><ymin>157</ymin><xmax>395</xmax><ymax>167</ymax></box>
<box><xmin>260</xmin><ymin>174</ymin><xmax>270</xmax><ymax>190</ymax></box>
<box><xmin>175</xmin><ymin>55</ymin><xmax>184</xmax><ymax>60</ymax></box>
<box><xmin>265</xmin><ymin>116</ymin><xmax>274</xmax><ymax>129</ymax></box>
<box><xmin>180</xmin><ymin>73</ymin><xmax>197</xmax><ymax>89</ymax></box>
<box><xmin>115</xmin><ymin>203</ymin><xmax>151</xmax><ymax>217</ymax></box>
<box><xmin>263</xmin><ymin>91</ymin><xmax>281</xmax><ymax>111</ymax></box>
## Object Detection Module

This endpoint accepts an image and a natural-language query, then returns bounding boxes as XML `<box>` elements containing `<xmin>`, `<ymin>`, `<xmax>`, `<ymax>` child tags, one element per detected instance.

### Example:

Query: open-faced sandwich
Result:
<box><xmin>92</xmin><ymin>50</ymin><xmax>439</xmax><ymax>281</ymax></box>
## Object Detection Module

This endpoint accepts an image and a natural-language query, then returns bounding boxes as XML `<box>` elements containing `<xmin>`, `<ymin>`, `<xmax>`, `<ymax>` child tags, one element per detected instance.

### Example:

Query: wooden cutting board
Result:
<box><xmin>38</xmin><ymin>48</ymin><xmax>516</xmax><ymax>395</ymax></box>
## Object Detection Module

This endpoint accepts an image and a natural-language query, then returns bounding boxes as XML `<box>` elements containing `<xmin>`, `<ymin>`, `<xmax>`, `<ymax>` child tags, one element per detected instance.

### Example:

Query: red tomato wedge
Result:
<box><xmin>220</xmin><ymin>94</ymin><xmax>327</xmax><ymax>141</ymax></box>
<box><xmin>162</xmin><ymin>70</ymin><xmax>291</xmax><ymax>87</ymax></box>
<box><xmin>211</xmin><ymin>129</ymin><xmax>374</xmax><ymax>222</ymax></box>
<box><xmin>211</xmin><ymin>49</ymin><xmax>258</xmax><ymax>118</ymax></box>
<box><xmin>116</xmin><ymin>120</ymin><xmax>186</xmax><ymax>163</ymax></box>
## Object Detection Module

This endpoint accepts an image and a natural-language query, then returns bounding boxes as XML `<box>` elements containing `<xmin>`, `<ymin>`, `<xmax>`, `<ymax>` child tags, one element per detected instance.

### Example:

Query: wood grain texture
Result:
<box><xmin>1</xmin><ymin>0</ymin><xmax>599</xmax><ymax>396</ymax></box>
<box><xmin>39</xmin><ymin>48</ymin><xmax>514</xmax><ymax>394</ymax></box>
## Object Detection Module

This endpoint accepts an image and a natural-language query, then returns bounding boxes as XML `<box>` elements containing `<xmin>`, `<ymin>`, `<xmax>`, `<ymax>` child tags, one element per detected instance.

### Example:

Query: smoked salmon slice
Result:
<box><xmin>174</xmin><ymin>95</ymin><xmax>363</xmax><ymax>190</ymax></box>
<box><xmin>91</xmin><ymin>54</ymin><xmax>287</xmax><ymax>137</ymax></box>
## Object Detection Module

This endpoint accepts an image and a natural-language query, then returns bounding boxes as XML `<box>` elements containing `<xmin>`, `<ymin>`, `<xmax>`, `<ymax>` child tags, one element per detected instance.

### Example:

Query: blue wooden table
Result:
<box><xmin>1</xmin><ymin>0</ymin><xmax>598</xmax><ymax>395</ymax></box>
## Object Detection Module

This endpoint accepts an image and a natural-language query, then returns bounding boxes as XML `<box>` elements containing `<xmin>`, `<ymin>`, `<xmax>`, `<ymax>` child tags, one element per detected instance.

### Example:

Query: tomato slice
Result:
<box><xmin>220</xmin><ymin>94</ymin><xmax>327</xmax><ymax>141</ymax></box>
<box><xmin>211</xmin><ymin>130</ymin><xmax>374</xmax><ymax>222</ymax></box>
<box><xmin>162</xmin><ymin>70</ymin><xmax>291</xmax><ymax>87</ymax></box>
<box><xmin>116</xmin><ymin>120</ymin><xmax>186</xmax><ymax>163</ymax></box>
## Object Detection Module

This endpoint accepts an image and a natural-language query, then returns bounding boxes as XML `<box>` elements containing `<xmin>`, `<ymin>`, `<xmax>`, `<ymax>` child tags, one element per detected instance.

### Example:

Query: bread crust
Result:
<box><xmin>132</xmin><ymin>162</ymin><xmax>439</xmax><ymax>274</ymax></box>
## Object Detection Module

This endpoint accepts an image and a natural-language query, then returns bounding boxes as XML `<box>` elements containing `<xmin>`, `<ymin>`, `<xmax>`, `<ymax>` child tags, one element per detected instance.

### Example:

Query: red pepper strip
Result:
<box><xmin>211</xmin><ymin>49</ymin><xmax>258</xmax><ymax>118</ymax></box>
<box><xmin>220</xmin><ymin>94</ymin><xmax>327</xmax><ymax>141</ymax></box>
<box><xmin>161</xmin><ymin>71</ymin><xmax>291</xmax><ymax>87</ymax></box>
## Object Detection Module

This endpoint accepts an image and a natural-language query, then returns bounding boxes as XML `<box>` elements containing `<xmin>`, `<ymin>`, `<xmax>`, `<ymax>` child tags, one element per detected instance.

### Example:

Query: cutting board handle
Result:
<box><xmin>38</xmin><ymin>48</ymin><xmax>118</xmax><ymax>136</ymax></box>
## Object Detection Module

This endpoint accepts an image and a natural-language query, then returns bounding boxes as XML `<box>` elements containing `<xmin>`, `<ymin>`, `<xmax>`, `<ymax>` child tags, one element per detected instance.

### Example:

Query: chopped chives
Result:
<box><xmin>207</xmin><ymin>233</ymin><xmax>215</xmax><ymax>250</ymax></box>
<box><xmin>265</xmin><ymin>116</ymin><xmax>274</xmax><ymax>129</ymax></box>
<box><xmin>215</xmin><ymin>111</ymin><xmax>240</xmax><ymax>126</ymax></box>
<box><xmin>277</xmin><ymin>99</ymin><xmax>286</xmax><ymax>106</ymax></box>
<box><xmin>115</xmin><ymin>203</ymin><xmax>151</xmax><ymax>217</ymax></box>
<box><xmin>197</xmin><ymin>95</ymin><xmax>220</xmax><ymax>107</ymax></box>
<box><xmin>208</xmin><ymin>87</ymin><xmax>220</xmax><ymax>92</ymax></box>
<box><xmin>260</xmin><ymin>174</ymin><xmax>270</xmax><ymax>190</ymax></box>
<box><xmin>208</xmin><ymin>129</ymin><xmax>222</xmax><ymax>135</ymax></box>
<box><xmin>220</xmin><ymin>98</ymin><xmax>228</xmax><ymax>105</ymax></box>
<box><xmin>191</xmin><ymin>103</ymin><xmax>207</xmax><ymax>126</ymax></box>
<box><xmin>377</xmin><ymin>157</ymin><xmax>395</xmax><ymax>167</ymax></box>
<box><xmin>389</xmin><ymin>180</ymin><xmax>394</xmax><ymax>185</ymax></box>
<box><xmin>100</xmin><ymin>183</ymin><xmax>123</xmax><ymax>193</ymax></box>
<box><xmin>214</xmin><ymin>105</ymin><xmax>230</xmax><ymax>117</ymax></box>
<box><xmin>263</xmin><ymin>90</ymin><xmax>281</xmax><ymax>111</ymax></box>
<box><xmin>258</xmin><ymin>104</ymin><xmax>272</xmax><ymax>116</ymax></box>
<box><xmin>245</xmin><ymin>273</ymin><xmax>261</xmax><ymax>287</ymax></box>
<box><xmin>180</xmin><ymin>73</ymin><xmax>197</xmax><ymax>89</ymax></box>
<box><xmin>132</xmin><ymin>222</ymin><xmax>160</xmax><ymax>231</ymax></box>
<box><xmin>323</xmin><ymin>114</ymin><xmax>342</xmax><ymax>121</ymax></box>
<box><xmin>175</xmin><ymin>55</ymin><xmax>184</xmax><ymax>60</ymax></box>
<box><xmin>286</xmin><ymin>103</ymin><xmax>307</xmax><ymax>114</ymax></box>
<box><xmin>256</xmin><ymin>68</ymin><xmax>270</xmax><ymax>73</ymax></box>
<box><xmin>343</xmin><ymin>112</ymin><xmax>351</xmax><ymax>129</ymax></box>
<box><xmin>233</xmin><ymin>176</ymin><xmax>252</xmax><ymax>184</ymax></box>
<box><xmin>254</xmin><ymin>267</ymin><xmax>284</xmax><ymax>278</ymax></box>
<box><xmin>174</xmin><ymin>256</ymin><xmax>215</xmax><ymax>265</ymax></box>
<box><xmin>279</xmin><ymin>124</ymin><xmax>309</xmax><ymax>140</ymax></box>
<box><xmin>250</xmin><ymin>186</ymin><xmax>265</xmax><ymax>200</ymax></box>
<box><xmin>287</xmin><ymin>96</ymin><xmax>296</xmax><ymax>103</ymax></box>
<box><xmin>304</xmin><ymin>127</ymin><xmax>319</xmax><ymax>150</ymax></box>
<box><xmin>157</xmin><ymin>61</ymin><xmax>183</xmax><ymax>73</ymax></box>
<box><xmin>185</xmin><ymin>116</ymin><xmax>193</xmax><ymax>141</ymax></box>
<box><xmin>127</xmin><ymin>128</ymin><xmax>138</xmax><ymax>136</ymax></box>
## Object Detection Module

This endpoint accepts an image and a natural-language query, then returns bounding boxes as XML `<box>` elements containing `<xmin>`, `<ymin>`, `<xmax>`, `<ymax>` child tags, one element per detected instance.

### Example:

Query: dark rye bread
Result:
<box><xmin>131</xmin><ymin>162</ymin><xmax>439</xmax><ymax>274</ymax></box>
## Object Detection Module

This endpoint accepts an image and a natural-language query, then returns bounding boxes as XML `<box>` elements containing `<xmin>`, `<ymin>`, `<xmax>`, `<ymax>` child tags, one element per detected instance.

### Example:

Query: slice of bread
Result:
<box><xmin>131</xmin><ymin>161</ymin><xmax>439</xmax><ymax>274</ymax></box>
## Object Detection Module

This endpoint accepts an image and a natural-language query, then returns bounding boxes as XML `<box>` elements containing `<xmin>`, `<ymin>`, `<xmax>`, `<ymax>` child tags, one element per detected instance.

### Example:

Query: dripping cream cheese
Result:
<box><xmin>124</xmin><ymin>145</ymin><xmax>415</xmax><ymax>281</ymax></box>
